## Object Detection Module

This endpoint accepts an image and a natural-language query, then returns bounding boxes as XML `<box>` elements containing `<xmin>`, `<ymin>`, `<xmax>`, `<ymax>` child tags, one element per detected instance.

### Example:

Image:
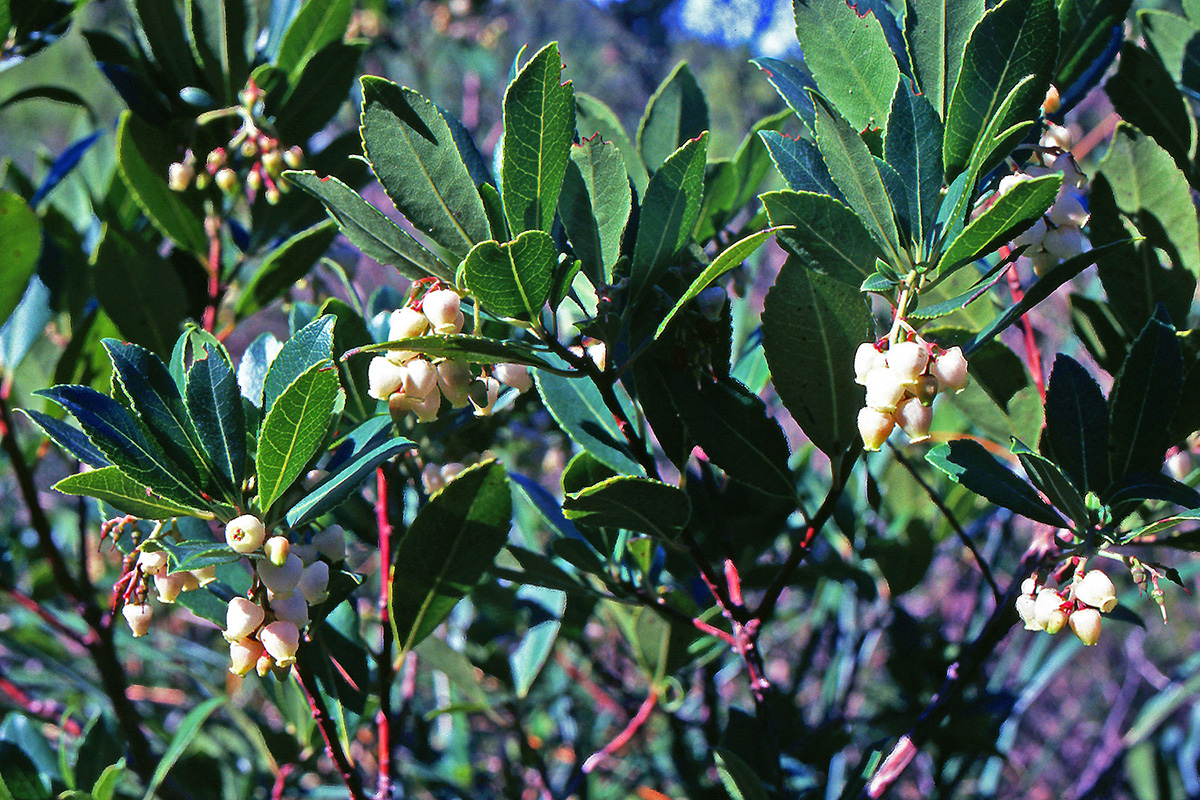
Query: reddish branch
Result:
<box><xmin>0</xmin><ymin>675</ymin><xmax>82</xmax><ymax>736</ymax></box>
<box><xmin>582</xmin><ymin>688</ymin><xmax>659</xmax><ymax>773</ymax></box>
<box><xmin>1001</xmin><ymin>250</ymin><xmax>1046</xmax><ymax>401</ymax></box>
<box><xmin>203</xmin><ymin>215</ymin><xmax>222</xmax><ymax>333</ymax></box>
<box><xmin>294</xmin><ymin>655</ymin><xmax>368</xmax><ymax>800</ymax></box>
<box><xmin>374</xmin><ymin>465</ymin><xmax>395</xmax><ymax>800</ymax></box>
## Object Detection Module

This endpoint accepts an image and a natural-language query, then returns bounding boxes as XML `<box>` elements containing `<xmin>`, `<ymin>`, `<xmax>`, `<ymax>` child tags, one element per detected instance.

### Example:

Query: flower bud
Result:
<box><xmin>240</xmin><ymin>138</ymin><xmax>258</xmax><ymax>158</ymax></box>
<box><xmin>123</xmin><ymin>603</ymin><xmax>153</xmax><ymax>637</ymax></box>
<box><xmin>312</xmin><ymin>527</ymin><xmax>345</xmax><ymax>563</ymax></box>
<box><xmin>206</xmin><ymin>148</ymin><xmax>226</xmax><ymax>171</ymax></box>
<box><xmin>261</xmin><ymin>149</ymin><xmax>284</xmax><ymax>178</ymax></box>
<box><xmin>437</xmin><ymin>360</ymin><xmax>473</xmax><ymax>407</ymax></box>
<box><xmin>291</xmin><ymin>544</ymin><xmax>317</xmax><ymax>565</ymax></box>
<box><xmin>422</xmin><ymin>289</ymin><xmax>462</xmax><ymax>334</ymax></box>
<box><xmin>1042</xmin><ymin>224</ymin><xmax>1084</xmax><ymax>260</ymax></box>
<box><xmin>913</xmin><ymin>374</ymin><xmax>939</xmax><ymax>406</ymax></box>
<box><xmin>264</xmin><ymin>536</ymin><xmax>290</xmax><ymax>567</ymax></box>
<box><xmin>1029</xmin><ymin>250</ymin><xmax>1057</xmax><ymax>276</ymax></box>
<box><xmin>1012</xmin><ymin>217</ymin><xmax>1047</xmax><ymax>251</ymax></box>
<box><xmin>190</xmin><ymin>565</ymin><xmax>217</xmax><ymax>586</ymax></box>
<box><xmin>246</xmin><ymin>169</ymin><xmax>262</xmax><ymax>192</ymax></box>
<box><xmin>255</xmin><ymin>651</ymin><xmax>275</xmax><ymax>677</ymax></box>
<box><xmin>468</xmin><ymin>376</ymin><xmax>502</xmax><ymax>417</ymax></box>
<box><xmin>137</xmin><ymin>549</ymin><xmax>169</xmax><ymax>576</ymax></box>
<box><xmin>229</xmin><ymin>637</ymin><xmax>264</xmax><ymax>676</ymax></box>
<box><xmin>402</xmin><ymin>358</ymin><xmax>438</xmax><ymax>399</ymax></box>
<box><xmin>389</xmin><ymin>306</ymin><xmax>427</xmax><ymax>342</ymax></box>
<box><xmin>694</xmin><ymin>286</ymin><xmax>726</xmax><ymax>321</ymax></box>
<box><xmin>225</xmin><ymin>597</ymin><xmax>265</xmax><ymax>641</ymax></box>
<box><xmin>493</xmin><ymin>363</ymin><xmax>532</xmax><ymax>393</ymax></box>
<box><xmin>168</xmin><ymin>162</ymin><xmax>193</xmax><ymax>191</ymax></box>
<box><xmin>422</xmin><ymin>463</ymin><xmax>446</xmax><ymax>494</ymax></box>
<box><xmin>1042</xmin><ymin>84</ymin><xmax>1061</xmax><ymax>114</ymax></box>
<box><xmin>258</xmin><ymin>552</ymin><xmax>303</xmax><ymax>597</ymax></box>
<box><xmin>863</xmin><ymin>367</ymin><xmax>907</xmax><ymax>414</ymax></box>
<box><xmin>1041</xmin><ymin>122</ymin><xmax>1073</xmax><ymax>151</ymax></box>
<box><xmin>215</xmin><ymin>167</ymin><xmax>239</xmax><ymax>193</ymax></box>
<box><xmin>154</xmin><ymin>572</ymin><xmax>190</xmax><ymax>604</ymax></box>
<box><xmin>1069</xmin><ymin>607</ymin><xmax>1102</xmax><ymax>645</ymax></box>
<box><xmin>226</xmin><ymin>515</ymin><xmax>266</xmax><ymax>554</ymax></box>
<box><xmin>854</xmin><ymin>342</ymin><xmax>886</xmax><ymax>386</ymax></box>
<box><xmin>586</xmin><ymin>342</ymin><xmax>607</xmax><ymax>371</ymax></box>
<box><xmin>884</xmin><ymin>340</ymin><xmax>929</xmax><ymax>383</ymax></box>
<box><xmin>1021</xmin><ymin>577</ymin><xmax>1038</xmax><ymax>596</ymax></box>
<box><xmin>194</xmin><ymin>171</ymin><xmax>210</xmax><ymax>190</ymax></box>
<box><xmin>895</xmin><ymin>398</ymin><xmax>933</xmax><ymax>443</ymax></box>
<box><xmin>930</xmin><ymin>347</ymin><xmax>969</xmax><ymax>393</ymax></box>
<box><xmin>258</xmin><ymin>620</ymin><xmax>300</xmax><ymax>666</ymax></box>
<box><xmin>298</xmin><ymin>561</ymin><xmax>330</xmax><ymax>605</ymax></box>
<box><xmin>858</xmin><ymin>407</ymin><xmax>895</xmax><ymax>451</ymax></box>
<box><xmin>265</xmin><ymin>186</ymin><xmax>281</xmax><ymax>205</ymax></box>
<box><xmin>1048</xmin><ymin>191</ymin><xmax>1088</xmax><ymax>228</ymax></box>
<box><xmin>368</xmin><ymin>356</ymin><xmax>407</xmax><ymax>400</ymax></box>
<box><xmin>270</xmin><ymin>592</ymin><xmax>309</xmax><ymax>628</ymax></box>
<box><xmin>1051</xmin><ymin>153</ymin><xmax>1086</xmax><ymax>188</ymax></box>
<box><xmin>997</xmin><ymin>172</ymin><xmax>1032</xmax><ymax>197</ymax></box>
<box><xmin>1075</xmin><ymin>570</ymin><xmax>1117</xmax><ymax>613</ymax></box>
<box><xmin>1034</xmin><ymin>588</ymin><xmax>1068</xmax><ymax>634</ymax></box>
<box><xmin>441</xmin><ymin>462</ymin><xmax>466</xmax><ymax>482</ymax></box>
<box><xmin>1016</xmin><ymin>594</ymin><xmax>1040</xmax><ymax>630</ymax></box>
<box><xmin>284</xmin><ymin>146</ymin><xmax>304</xmax><ymax>168</ymax></box>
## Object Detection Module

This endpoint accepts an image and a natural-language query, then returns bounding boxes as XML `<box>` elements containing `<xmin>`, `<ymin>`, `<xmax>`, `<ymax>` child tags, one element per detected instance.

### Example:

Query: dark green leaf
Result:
<box><xmin>509</xmin><ymin>585</ymin><xmax>566</xmax><ymax>698</ymax></box>
<box><xmin>0</xmin><ymin>742</ymin><xmax>48</xmax><ymax>800</ymax></box>
<box><xmin>0</xmin><ymin>191</ymin><xmax>39</xmax><ymax>327</ymax></box>
<box><xmin>636</xmin><ymin>62</ymin><xmax>708</xmax><ymax>173</ymax></box>
<box><xmin>186</xmin><ymin>0</ymin><xmax>252</xmax><ymax>103</ymax></box>
<box><xmin>564</xmin><ymin>476</ymin><xmax>691</xmax><ymax>539</ymax></box>
<box><xmin>936</xmin><ymin>173</ymin><xmax>1060</xmax><ymax>278</ymax></box>
<box><xmin>751</xmin><ymin>56</ymin><xmax>816</xmax><ymax>131</ymax></box>
<box><xmin>256</xmin><ymin>363</ymin><xmax>339</xmax><ymax>512</ymax></box>
<box><xmin>286</xmin><ymin>436</ymin><xmax>415</xmax><ymax>528</ymax></box>
<box><xmin>926</xmin><ymin>440</ymin><xmax>1067</xmax><ymax>526</ymax></box>
<box><xmin>575</xmin><ymin>92</ymin><xmax>648</xmax><ymax>196</ymax></box>
<box><xmin>263</xmin><ymin>314</ymin><xmax>335</xmax><ymax>412</ymax></box>
<box><xmin>501</xmin><ymin>42</ymin><xmax>575</xmax><ymax>235</ymax></box>
<box><xmin>629</xmin><ymin>133</ymin><xmax>708</xmax><ymax>303</ymax></box>
<box><xmin>163</xmin><ymin>539</ymin><xmax>241</xmax><ymax>572</ymax></box>
<box><xmin>558</xmin><ymin>135</ymin><xmax>631</xmax><ymax>285</ymax></box>
<box><xmin>1139</xmin><ymin>9</ymin><xmax>1199</xmax><ymax>85</ymax></box>
<box><xmin>1109</xmin><ymin>313</ymin><xmax>1183</xmax><ymax>481</ymax></box>
<box><xmin>462</xmin><ymin>230</ymin><xmax>556</xmax><ymax>320</ymax></box>
<box><xmin>793</xmin><ymin>0</ymin><xmax>900</xmax><ymax>133</ymax></box>
<box><xmin>115</xmin><ymin>112</ymin><xmax>207</xmax><ymax>253</ymax></box>
<box><xmin>360</xmin><ymin>78</ymin><xmax>490</xmax><ymax>258</ymax></box>
<box><xmin>903</xmin><ymin>0</ymin><xmax>984</xmax><ymax>119</ymax></box>
<box><xmin>759</xmin><ymin>131</ymin><xmax>843</xmax><ymax>199</ymax></box>
<box><xmin>714</xmin><ymin>747</ymin><xmax>769</xmax><ymax>800</ymax></box>
<box><xmin>274</xmin><ymin>0</ymin><xmax>352</xmax><ymax>80</ymax></box>
<box><xmin>763</xmin><ymin>190</ymin><xmax>883</xmax><ymax>286</ymax></box>
<box><xmin>273</xmin><ymin>42</ymin><xmax>364</xmax><ymax>143</ymax></box>
<box><xmin>141</xmin><ymin>697</ymin><xmax>224</xmax><ymax>800</ymax></box>
<box><xmin>1106</xmin><ymin>44</ymin><xmax>1195</xmax><ymax>174</ymax></box>
<box><xmin>130</xmin><ymin>0</ymin><xmax>196</xmax><ymax>86</ymax></box>
<box><xmin>186</xmin><ymin>344</ymin><xmax>246</xmax><ymax>496</ymax></box>
<box><xmin>1057</xmin><ymin>0</ymin><xmax>1134</xmax><ymax>102</ymax></box>
<box><xmin>814</xmin><ymin>99</ymin><xmax>900</xmax><ymax>258</ymax></box>
<box><xmin>285</xmin><ymin>171</ymin><xmax>451</xmax><ymax>282</ymax></box>
<box><xmin>884</xmin><ymin>83</ymin><xmax>943</xmax><ymax>247</ymax></box>
<box><xmin>1106</xmin><ymin>473</ymin><xmax>1200</xmax><ymax>511</ymax></box>
<box><xmin>942</xmin><ymin>0</ymin><xmax>1058</xmax><ymax>180</ymax></box>
<box><xmin>761</xmin><ymin>256</ymin><xmax>872</xmax><ymax>457</ymax></box>
<box><xmin>1042</xmin><ymin>355</ymin><xmax>1110</xmax><ymax>495</ymax></box>
<box><xmin>366</xmin><ymin>334</ymin><xmax>560</xmax><ymax>371</ymax></box>
<box><xmin>20</xmin><ymin>409</ymin><xmax>110</xmax><ymax>468</ymax></box>
<box><xmin>533</xmin><ymin>366</ymin><xmax>642</xmax><ymax>475</ymax></box>
<box><xmin>53</xmin><ymin>467</ymin><xmax>206</xmax><ymax>520</ymax></box>
<box><xmin>390</xmin><ymin>461</ymin><xmax>512</xmax><ymax>653</ymax></box>
<box><xmin>235</xmin><ymin>220</ymin><xmax>338</xmax><ymax>316</ymax></box>
<box><xmin>74</xmin><ymin>715</ymin><xmax>121</xmax><ymax>796</ymax></box>
<box><xmin>1011</xmin><ymin>439</ymin><xmax>1089</xmax><ymax>527</ymax></box>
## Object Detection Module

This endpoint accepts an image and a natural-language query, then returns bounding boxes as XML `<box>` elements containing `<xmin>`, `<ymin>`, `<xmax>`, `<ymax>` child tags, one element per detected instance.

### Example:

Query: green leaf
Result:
<box><xmin>1106</xmin><ymin>44</ymin><xmax>1196</xmax><ymax>174</ymax></box>
<box><xmin>761</xmin><ymin>256</ymin><xmax>872</xmax><ymax>458</ymax></box>
<box><xmin>751</xmin><ymin>57</ymin><xmax>817</xmax><ymax>132</ymax></box>
<box><xmin>273</xmin><ymin>42</ymin><xmax>364</xmax><ymax>143</ymax></box>
<box><xmin>91</xmin><ymin>226</ymin><xmax>192</xmax><ymax>359</ymax></box>
<box><xmin>462</xmin><ymin>230</ymin><xmax>556</xmax><ymax>321</ymax></box>
<box><xmin>0</xmin><ymin>743</ymin><xmax>46</xmax><ymax>800</ymax></box>
<box><xmin>533</xmin><ymin>365</ymin><xmax>643</xmax><ymax>475</ymax></box>
<box><xmin>558</xmin><ymin>135</ymin><xmax>631</xmax><ymax>285</ymax></box>
<box><xmin>236</xmin><ymin>220</ymin><xmax>338</xmax><ymax>316</ymax></box>
<box><xmin>762</xmin><ymin>190</ymin><xmax>883</xmax><ymax>286</ymax></box>
<box><xmin>814</xmin><ymin>99</ymin><xmax>900</xmax><ymax>259</ymax></box>
<box><xmin>926</xmin><ymin>440</ymin><xmax>1067</xmax><ymax>526</ymax></box>
<box><xmin>274</xmin><ymin>0</ymin><xmax>352</xmax><ymax>81</ymax></box>
<box><xmin>53</xmin><ymin>467</ymin><xmax>206</xmax><ymax>520</ymax></box>
<box><xmin>115</xmin><ymin>112</ymin><xmax>207</xmax><ymax>254</ymax></box>
<box><xmin>1108</xmin><ymin>313</ymin><xmax>1183</xmax><ymax>481</ymax></box>
<box><xmin>629</xmin><ymin>133</ymin><xmax>708</xmax><ymax>303</ymax></box>
<box><xmin>656</xmin><ymin>227</ymin><xmax>779</xmax><ymax>339</ymax></box>
<box><xmin>1011</xmin><ymin>439</ymin><xmax>1089</xmax><ymax>528</ymax></box>
<box><xmin>185</xmin><ymin>344</ymin><xmax>246</xmax><ymax>496</ymax></box>
<box><xmin>263</xmin><ymin>314</ymin><xmax>335</xmax><ymax>412</ymax></box>
<box><xmin>884</xmin><ymin>83</ymin><xmax>943</xmax><ymax>248</ymax></box>
<box><xmin>140</xmin><ymin>697</ymin><xmax>224</xmax><ymax>800</ymax></box>
<box><xmin>942</xmin><ymin>0</ymin><xmax>1058</xmax><ymax>180</ymax></box>
<box><xmin>0</xmin><ymin>191</ymin><xmax>39</xmax><ymax>329</ymax></box>
<box><xmin>129</xmin><ymin>0</ymin><xmax>196</xmax><ymax>86</ymax></box>
<box><xmin>1042</xmin><ymin>355</ymin><xmax>1110</xmax><ymax>495</ymax></box>
<box><xmin>936</xmin><ymin>173</ymin><xmax>1061</xmax><ymax>277</ymax></box>
<box><xmin>792</xmin><ymin>0</ymin><xmax>900</xmax><ymax>133</ymax></box>
<box><xmin>501</xmin><ymin>42</ymin><xmax>575</xmax><ymax>235</ymax></box>
<box><xmin>365</xmin><ymin>334</ymin><xmax>560</xmax><ymax>371</ymax></box>
<box><xmin>360</xmin><ymin>78</ymin><xmax>490</xmax><ymax>258</ymax></box>
<box><xmin>21</xmin><ymin>409</ymin><xmax>109</xmax><ymax>468</ymax></box>
<box><xmin>162</xmin><ymin>539</ymin><xmax>241</xmax><ymax>572</ymax></box>
<box><xmin>286</xmin><ymin>171</ymin><xmax>451</xmax><ymax>282</ymax></box>
<box><xmin>636</xmin><ymin>62</ymin><xmax>709</xmax><ymax>173</ymax></box>
<box><xmin>186</xmin><ymin>0</ymin><xmax>252</xmax><ymax>103</ymax></box>
<box><xmin>390</xmin><ymin>461</ymin><xmax>512</xmax><ymax>653</ymax></box>
<box><xmin>90</xmin><ymin>760</ymin><xmax>125</xmax><ymax>800</ymax></box>
<box><xmin>575</xmin><ymin>92</ymin><xmax>649</xmax><ymax>196</ymax></box>
<box><xmin>255</xmin><ymin>363</ymin><xmax>339</xmax><ymax>512</ymax></box>
<box><xmin>1140</xmin><ymin>9</ymin><xmax>1199</xmax><ymax>86</ymax></box>
<box><xmin>759</xmin><ymin>131</ymin><xmax>843</xmax><ymax>198</ymax></box>
<box><xmin>714</xmin><ymin>747</ymin><xmax>769</xmax><ymax>800</ymax></box>
<box><xmin>903</xmin><ymin>0</ymin><xmax>984</xmax><ymax>119</ymax></box>
<box><xmin>286</xmin><ymin>436</ymin><xmax>415</xmax><ymax>528</ymax></box>
<box><xmin>509</xmin><ymin>585</ymin><xmax>566</xmax><ymax>698</ymax></box>
<box><xmin>563</xmin><ymin>476</ymin><xmax>691</xmax><ymax>539</ymax></box>
<box><xmin>1057</xmin><ymin>0</ymin><xmax>1134</xmax><ymax>96</ymax></box>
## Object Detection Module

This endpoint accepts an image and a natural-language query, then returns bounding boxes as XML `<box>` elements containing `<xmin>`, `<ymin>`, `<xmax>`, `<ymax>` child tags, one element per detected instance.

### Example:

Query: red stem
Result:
<box><xmin>0</xmin><ymin>675</ymin><xmax>83</xmax><ymax>736</ymax></box>
<box><xmin>1002</xmin><ymin>252</ymin><xmax>1046</xmax><ymax>401</ymax></box>
<box><xmin>294</xmin><ymin>658</ymin><xmax>367</xmax><ymax>800</ymax></box>
<box><xmin>203</xmin><ymin>216</ymin><xmax>221</xmax><ymax>333</ymax></box>
<box><xmin>582</xmin><ymin>689</ymin><xmax>660</xmax><ymax>773</ymax></box>
<box><xmin>374</xmin><ymin>466</ymin><xmax>394</xmax><ymax>800</ymax></box>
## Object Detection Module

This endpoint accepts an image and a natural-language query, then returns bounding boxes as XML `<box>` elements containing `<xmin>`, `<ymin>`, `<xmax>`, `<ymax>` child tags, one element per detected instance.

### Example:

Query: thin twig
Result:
<box><xmin>293</xmin><ymin>655</ymin><xmax>368</xmax><ymax>800</ymax></box>
<box><xmin>0</xmin><ymin>675</ymin><xmax>83</xmax><ymax>736</ymax></box>
<box><xmin>374</xmin><ymin>465</ymin><xmax>395</xmax><ymax>800</ymax></box>
<box><xmin>582</xmin><ymin>689</ymin><xmax>659</xmax><ymax>773</ymax></box>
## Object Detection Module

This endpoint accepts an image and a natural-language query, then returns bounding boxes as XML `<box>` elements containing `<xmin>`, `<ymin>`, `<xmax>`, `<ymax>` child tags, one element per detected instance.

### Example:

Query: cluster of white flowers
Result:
<box><xmin>1016</xmin><ymin>569</ymin><xmax>1117</xmax><ymax>646</ymax></box>
<box><xmin>855</xmin><ymin>337</ymin><xmax>969</xmax><ymax>451</ymax></box>
<box><xmin>367</xmin><ymin>288</ymin><xmax>533</xmax><ymax>420</ymax></box>
<box><xmin>1003</xmin><ymin>122</ymin><xmax>1090</xmax><ymax>275</ymax></box>
<box><xmin>221</xmin><ymin>515</ymin><xmax>343</xmax><ymax>678</ymax></box>
<box><xmin>121</xmin><ymin>549</ymin><xmax>218</xmax><ymax>637</ymax></box>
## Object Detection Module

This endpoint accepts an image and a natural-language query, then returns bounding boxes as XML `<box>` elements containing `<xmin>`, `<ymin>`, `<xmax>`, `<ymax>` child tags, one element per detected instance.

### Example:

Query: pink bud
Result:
<box><xmin>469</xmin><ymin>376</ymin><xmax>502</xmax><ymax>417</ymax></box>
<box><xmin>422</xmin><ymin>289</ymin><xmax>462</xmax><ymax>334</ymax></box>
<box><xmin>1012</xmin><ymin>217</ymin><xmax>1047</xmax><ymax>251</ymax></box>
<box><xmin>389</xmin><ymin>306</ymin><xmax>428</xmax><ymax>341</ymax></box>
<box><xmin>259</xmin><ymin>621</ymin><xmax>300</xmax><ymax>666</ymax></box>
<box><xmin>422</xmin><ymin>463</ymin><xmax>446</xmax><ymax>494</ymax></box>
<box><xmin>1034</xmin><ymin>588</ymin><xmax>1068</xmax><ymax>634</ymax></box>
<box><xmin>1048</xmin><ymin>191</ymin><xmax>1088</xmax><ymax>228</ymax></box>
<box><xmin>437</xmin><ymin>360</ymin><xmax>473</xmax><ymax>407</ymax></box>
<box><xmin>1042</xmin><ymin>225</ymin><xmax>1084</xmax><ymax>260</ymax></box>
<box><xmin>1040</xmin><ymin>122</ymin><xmax>1073</xmax><ymax>151</ymax></box>
<box><xmin>854</xmin><ymin>342</ymin><xmax>886</xmax><ymax>386</ymax></box>
<box><xmin>190</xmin><ymin>565</ymin><xmax>217</xmax><ymax>586</ymax></box>
<box><xmin>1016</xmin><ymin>594</ymin><xmax>1040</xmax><ymax>630</ymax></box>
<box><xmin>402</xmin><ymin>358</ymin><xmax>438</xmax><ymax>399</ymax></box>
<box><xmin>1075</xmin><ymin>570</ymin><xmax>1117</xmax><ymax>613</ymax></box>
<box><xmin>864</xmin><ymin>367</ymin><xmax>907</xmax><ymax>414</ymax></box>
<box><xmin>216</xmin><ymin>167</ymin><xmax>239</xmax><ymax>193</ymax></box>
<box><xmin>225</xmin><ymin>597</ymin><xmax>265</xmax><ymax>641</ymax></box>
<box><xmin>312</xmin><ymin>527</ymin><xmax>345</xmax><ymax>564</ymax></box>
<box><xmin>930</xmin><ymin>347</ymin><xmax>969</xmax><ymax>393</ymax></box>
<box><xmin>229</xmin><ymin>637</ymin><xmax>265</xmax><ymax>676</ymax></box>
<box><xmin>226</xmin><ymin>515</ymin><xmax>265</xmax><ymax>554</ymax></box>
<box><xmin>1069</xmin><ymin>607</ymin><xmax>1102</xmax><ymax>645</ymax></box>
<box><xmin>168</xmin><ymin>162</ymin><xmax>193</xmax><ymax>191</ymax></box>
<box><xmin>137</xmin><ymin>549</ymin><xmax>169</xmax><ymax>576</ymax></box>
<box><xmin>298</xmin><ymin>561</ymin><xmax>330</xmax><ymax>605</ymax></box>
<box><xmin>258</xmin><ymin>553</ymin><xmax>303</xmax><ymax>597</ymax></box>
<box><xmin>264</xmin><ymin>536</ymin><xmax>290</xmax><ymax>567</ymax></box>
<box><xmin>154</xmin><ymin>572</ymin><xmax>189</xmax><ymax>604</ymax></box>
<box><xmin>884</xmin><ymin>340</ymin><xmax>929</xmax><ymax>383</ymax></box>
<box><xmin>123</xmin><ymin>603</ymin><xmax>153</xmax><ymax>637</ymax></box>
<box><xmin>270</xmin><ymin>592</ymin><xmax>309</xmax><ymax>628</ymax></box>
<box><xmin>857</xmin><ymin>407</ymin><xmax>895</xmax><ymax>451</ymax></box>
<box><xmin>895</xmin><ymin>398</ymin><xmax>934</xmax><ymax>443</ymax></box>
<box><xmin>368</xmin><ymin>357</ymin><xmax>407</xmax><ymax>400</ymax></box>
<box><xmin>493</xmin><ymin>363</ymin><xmax>532</xmax><ymax>393</ymax></box>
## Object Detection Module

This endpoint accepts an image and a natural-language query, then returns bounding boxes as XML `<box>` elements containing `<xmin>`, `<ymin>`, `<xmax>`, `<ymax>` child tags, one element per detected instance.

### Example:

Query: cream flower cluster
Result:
<box><xmin>855</xmin><ymin>338</ymin><xmax>968</xmax><ymax>450</ymax></box>
<box><xmin>1004</xmin><ymin>122</ymin><xmax>1089</xmax><ymax>275</ymax></box>
<box><xmin>1016</xmin><ymin>570</ymin><xmax>1117</xmax><ymax>646</ymax></box>
<box><xmin>121</xmin><ymin>548</ymin><xmax>217</xmax><ymax>637</ymax></box>
<box><xmin>222</xmin><ymin>515</ymin><xmax>344</xmax><ymax>678</ymax></box>
<box><xmin>367</xmin><ymin>289</ymin><xmax>533</xmax><ymax>421</ymax></box>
